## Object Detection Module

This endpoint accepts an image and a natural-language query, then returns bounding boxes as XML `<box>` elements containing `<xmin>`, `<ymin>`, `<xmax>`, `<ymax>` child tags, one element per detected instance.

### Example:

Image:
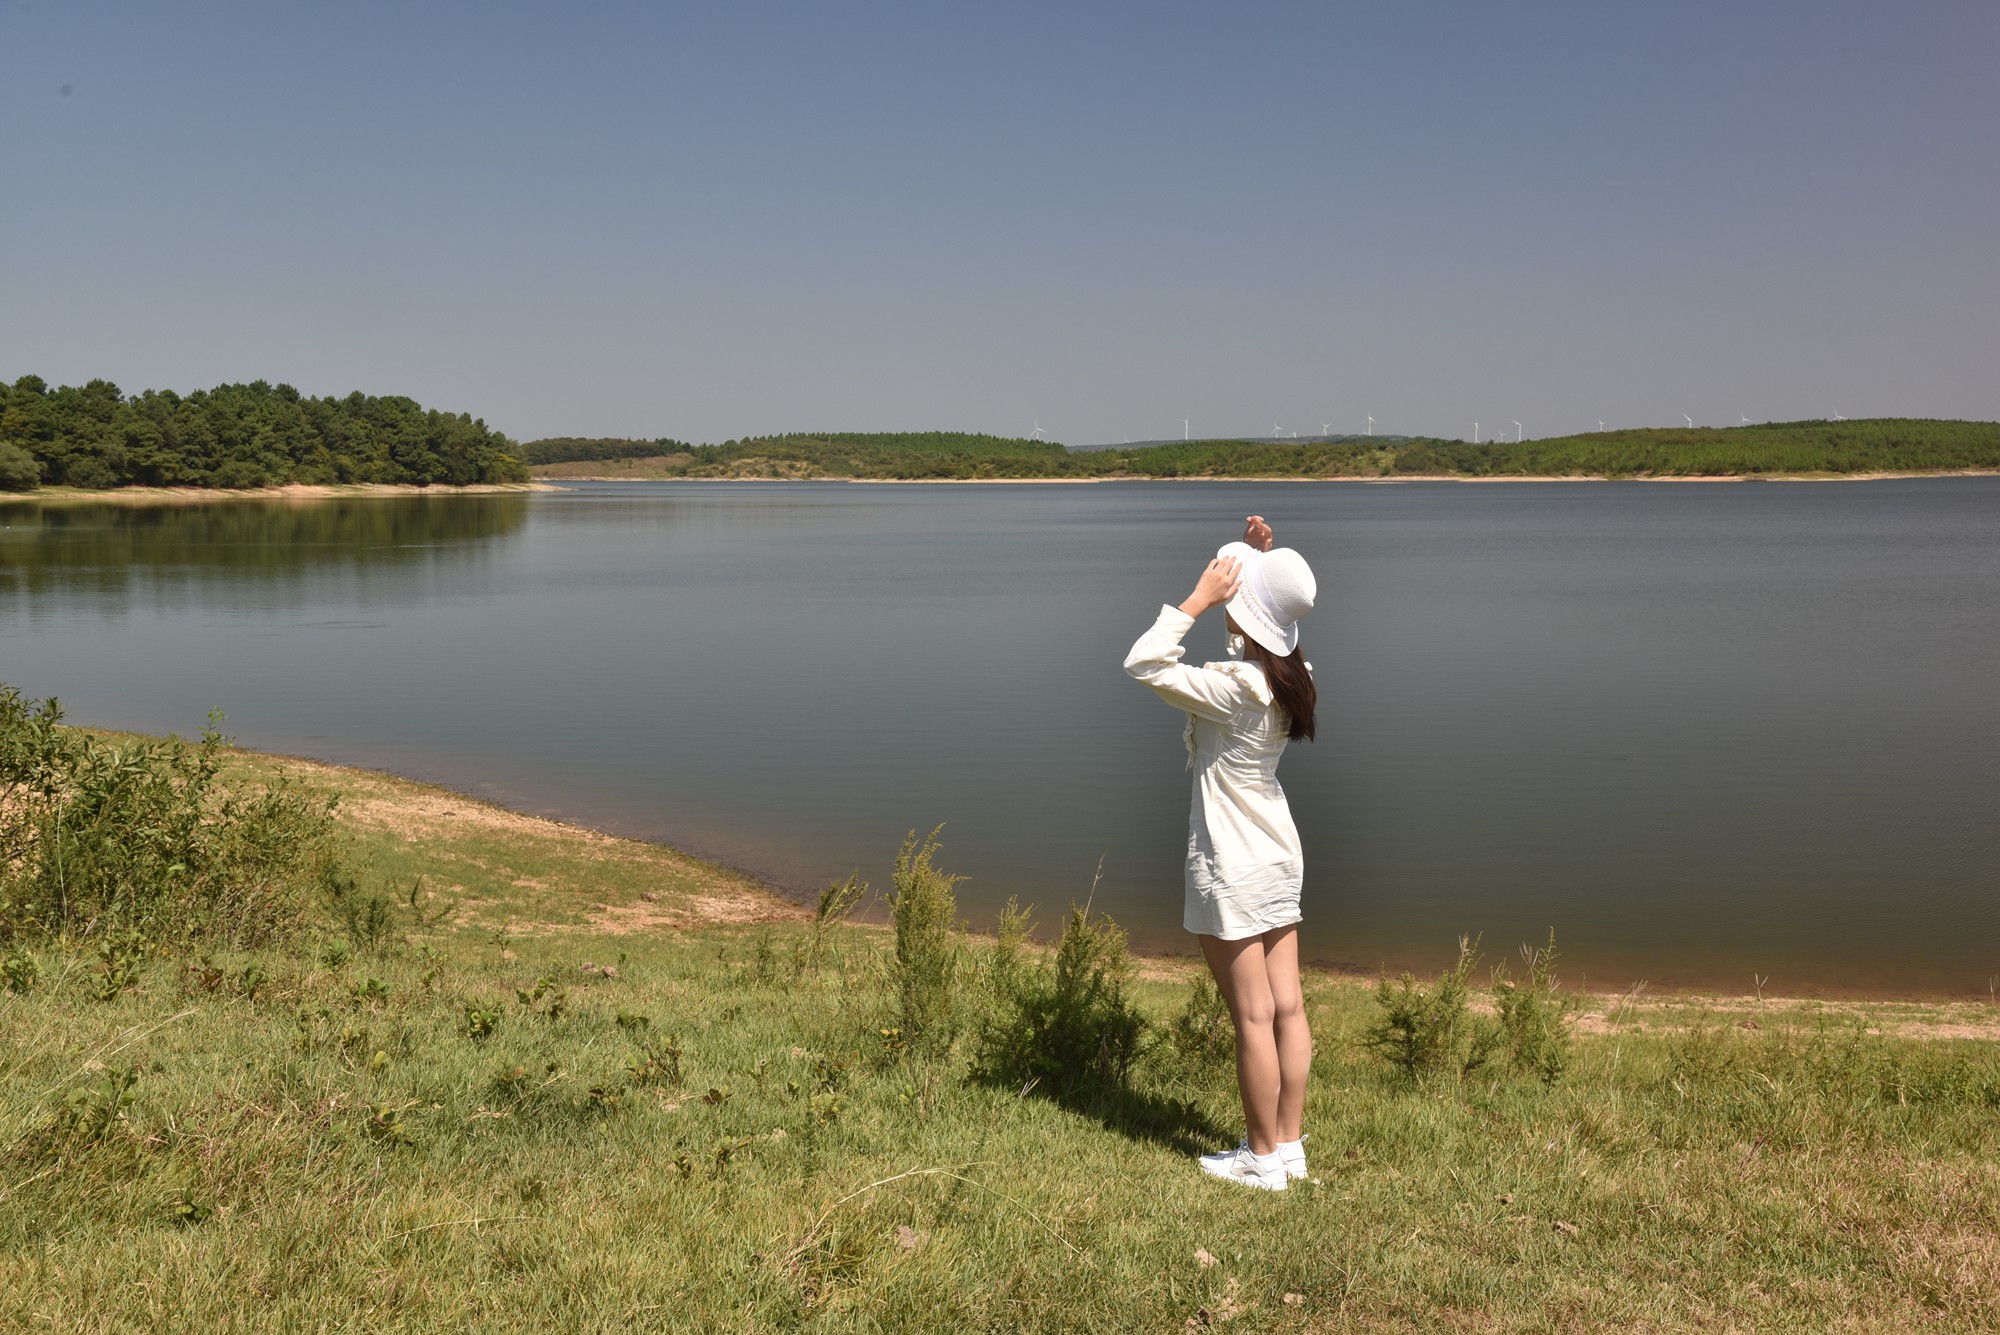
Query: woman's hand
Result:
<box><xmin>1179</xmin><ymin>555</ymin><xmax>1242</xmax><ymax>618</ymax></box>
<box><xmin>1244</xmin><ymin>515</ymin><xmax>1273</xmax><ymax>552</ymax></box>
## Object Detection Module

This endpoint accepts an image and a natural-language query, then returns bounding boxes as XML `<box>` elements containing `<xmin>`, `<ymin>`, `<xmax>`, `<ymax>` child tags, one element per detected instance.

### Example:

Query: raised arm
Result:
<box><xmin>1127</xmin><ymin>554</ymin><xmax>1250</xmax><ymax>721</ymax></box>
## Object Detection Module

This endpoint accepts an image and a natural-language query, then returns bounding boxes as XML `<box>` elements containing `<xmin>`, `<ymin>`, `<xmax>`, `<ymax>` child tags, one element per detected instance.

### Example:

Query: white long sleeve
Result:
<box><xmin>1122</xmin><ymin>605</ymin><xmax>1252</xmax><ymax>723</ymax></box>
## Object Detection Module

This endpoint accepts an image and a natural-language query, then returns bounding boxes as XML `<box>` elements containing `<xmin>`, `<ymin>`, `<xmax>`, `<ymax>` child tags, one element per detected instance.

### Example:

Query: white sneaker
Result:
<box><xmin>1203</xmin><ymin>1136</ymin><xmax>1308</xmax><ymax>1181</ymax></box>
<box><xmin>1197</xmin><ymin>1144</ymin><xmax>1288</xmax><ymax>1192</ymax></box>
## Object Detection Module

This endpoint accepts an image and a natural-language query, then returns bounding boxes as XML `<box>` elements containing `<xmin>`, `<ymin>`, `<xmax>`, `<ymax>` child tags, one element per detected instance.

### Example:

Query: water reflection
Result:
<box><xmin>0</xmin><ymin>495</ymin><xmax>530</xmax><ymax>609</ymax></box>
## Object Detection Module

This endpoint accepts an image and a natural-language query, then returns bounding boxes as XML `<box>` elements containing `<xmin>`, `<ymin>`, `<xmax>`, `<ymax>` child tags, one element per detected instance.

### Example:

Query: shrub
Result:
<box><xmin>1491</xmin><ymin>929</ymin><xmax>1579</xmax><ymax>1084</ymax></box>
<box><xmin>800</xmin><ymin>871</ymin><xmax>866</xmax><ymax>974</ymax></box>
<box><xmin>889</xmin><ymin>827</ymin><xmax>961</xmax><ymax>1054</ymax></box>
<box><xmin>1</xmin><ymin>948</ymin><xmax>38</xmax><ymax>993</ymax></box>
<box><xmin>1361</xmin><ymin>935</ymin><xmax>1500</xmax><ymax>1083</ymax></box>
<box><xmin>60</xmin><ymin>1066</ymin><xmax>139</xmax><ymax>1143</ymax></box>
<box><xmin>1167</xmin><ymin>974</ymin><xmax>1236</xmax><ymax>1071</ymax></box>
<box><xmin>0</xmin><ymin>687</ymin><xmax>342</xmax><ymax>948</ymax></box>
<box><xmin>324</xmin><ymin>869</ymin><xmax>398</xmax><ymax>952</ymax></box>
<box><xmin>982</xmin><ymin>896</ymin><xmax>1034</xmax><ymax>1007</ymax></box>
<box><xmin>0</xmin><ymin>442</ymin><xmax>41</xmax><ymax>491</ymax></box>
<box><xmin>973</xmin><ymin>905</ymin><xmax>1148</xmax><ymax>1094</ymax></box>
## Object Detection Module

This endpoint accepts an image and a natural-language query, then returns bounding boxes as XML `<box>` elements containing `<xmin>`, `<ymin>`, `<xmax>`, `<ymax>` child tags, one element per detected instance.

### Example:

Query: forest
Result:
<box><xmin>562</xmin><ymin>420</ymin><xmax>2000</xmax><ymax>481</ymax></box>
<box><xmin>514</xmin><ymin>436</ymin><xmax>691</xmax><ymax>466</ymax></box>
<box><xmin>7</xmin><ymin>381</ymin><xmax>1993</xmax><ymax>492</ymax></box>
<box><xmin>0</xmin><ymin>376</ymin><xmax>529</xmax><ymax>491</ymax></box>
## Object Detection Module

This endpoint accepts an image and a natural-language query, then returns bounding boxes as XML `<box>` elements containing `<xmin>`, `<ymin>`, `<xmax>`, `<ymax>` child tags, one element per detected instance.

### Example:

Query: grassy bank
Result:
<box><xmin>4</xmin><ymin>745</ymin><xmax>1999</xmax><ymax>1332</ymax></box>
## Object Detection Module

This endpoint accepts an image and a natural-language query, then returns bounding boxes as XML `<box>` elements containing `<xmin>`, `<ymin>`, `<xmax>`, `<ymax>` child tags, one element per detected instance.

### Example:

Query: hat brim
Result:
<box><xmin>1215</xmin><ymin>541</ymin><xmax>1299</xmax><ymax>656</ymax></box>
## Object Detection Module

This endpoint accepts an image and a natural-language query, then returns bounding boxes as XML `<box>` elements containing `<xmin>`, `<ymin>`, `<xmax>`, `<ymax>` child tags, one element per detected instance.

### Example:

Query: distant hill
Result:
<box><xmin>515</xmin><ymin>437</ymin><xmax>689</xmax><ymax>466</ymax></box>
<box><xmin>529</xmin><ymin>419</ymin><xmax>2000</xmax><ymax>482</ymax></box>
<box><xmin>527</xmin><ymin>432</ymin><xmax>1070</xmax><ymax>481</ymax></box>
<box><xmin>1068</xmin><ymin>434</ymin><xmax>1413</xmax><ymax>453</ymax></box>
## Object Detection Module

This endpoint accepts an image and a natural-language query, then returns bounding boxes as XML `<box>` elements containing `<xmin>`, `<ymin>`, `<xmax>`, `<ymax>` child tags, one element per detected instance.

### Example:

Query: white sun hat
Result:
<box><xmin>1215</xmin><ymin>541</ymin><xmax>1316</xmax><ymax>656</ymax></box>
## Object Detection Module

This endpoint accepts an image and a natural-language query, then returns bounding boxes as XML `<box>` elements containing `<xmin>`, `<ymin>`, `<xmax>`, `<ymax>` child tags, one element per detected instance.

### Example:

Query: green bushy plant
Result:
<box><xmin>1491</xmin><ymin>929</ymin><xmax>1578</xmax><ymax>1084</ymax></box>
<box><xmin>800</xmin><ymin>871</ymin><xmax>866</xmax><ymax>974</ymax></box>
<box><xmin>91</xmin><ymin>929</ymin><xmax>148</xmax><ymax>1001</ymax></box>
<box><xmin>2</xmin><ymin>947</ymin><xmax>39</xmax><ymax>993</ymax></box>
<box><xmin>60</xmin><ymin>1066</ymin><xmax>139</xmax><ymax>1143</ymax></box>
<box><xmin>889</xmin><ymin>827</ymin><xmax>960</xmax><ymax>1054</ymax></box>
<box><xmin>323</xmin><ymin>868</ymin><xmax>398</xmax><ymax>952</ymax></box>
<box><xmin>982</xmin><ymin>896</ymin><xmax>1033</xmax><ymax>1008</ymax></box>
<box><xmin>1362</xmin><ymin>935</ymin><xmax>1500</xmax><ymax>1083</ymax></box>
<box><xmin>1167</xmin><ymin>974</ymin><xmax>1235</xmax><ymax>1071</ymax></box>
<box><xmin>0</xmin><ymin>686</ymin><xmax>342</xmax><ymax>948</ymax></box>
<box><xmin>0</xmin><ymin>441</ymin><xmax>41</xmax><ymax>491</ymax></box>
<box><xmin>973</xmin><ymin>905</ymin><xmax>1148</xmax><ymax>1094</ymax></box>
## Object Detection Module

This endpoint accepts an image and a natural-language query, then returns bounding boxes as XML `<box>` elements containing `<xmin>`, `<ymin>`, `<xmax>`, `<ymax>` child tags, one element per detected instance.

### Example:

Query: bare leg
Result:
<box><xmin>1199</xmin><ymin>933</ymin><xmax>1279</xmax><ymax>1155</ymax></box>
<box><xmin>1260</xmin><ymin>926</ymin><xmax>1310</xmax><ymax>1144</ymax></box>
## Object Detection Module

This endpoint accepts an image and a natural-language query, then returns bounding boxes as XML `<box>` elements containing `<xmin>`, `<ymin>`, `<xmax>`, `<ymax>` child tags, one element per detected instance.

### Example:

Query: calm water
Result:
<box><xmin>4</xmin><ymin>480</ymin><xmax>1997</xmax><ymax>994</ymax></box>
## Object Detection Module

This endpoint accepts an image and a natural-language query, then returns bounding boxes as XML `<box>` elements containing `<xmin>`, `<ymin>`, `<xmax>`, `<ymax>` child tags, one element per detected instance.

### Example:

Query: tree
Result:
<box><xmin>0</xmin><ymin>442</ymin><xmax>41</xmax><ymax>491</ymax></box>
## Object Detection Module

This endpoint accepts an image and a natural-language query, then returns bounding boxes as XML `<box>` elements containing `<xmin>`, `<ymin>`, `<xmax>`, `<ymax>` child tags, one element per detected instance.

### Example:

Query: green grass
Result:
<box><xmin>3</xmin><ymin>750</ymin><xmax>1998</xmax><ymax>1332</ymax></box>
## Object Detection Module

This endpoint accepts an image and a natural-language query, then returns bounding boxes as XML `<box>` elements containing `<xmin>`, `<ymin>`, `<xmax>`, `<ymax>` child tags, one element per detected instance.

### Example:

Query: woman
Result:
<box><xmin>1123</xmin><ymin>514</ymin><xmax>1317</xmax><ymax>1192</ymax></box>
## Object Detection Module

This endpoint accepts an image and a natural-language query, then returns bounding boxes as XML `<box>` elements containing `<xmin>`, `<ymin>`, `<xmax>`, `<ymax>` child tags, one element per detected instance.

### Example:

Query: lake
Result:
<box><xmin>4</xmin><ymin>479</ymin><xmax>1996</xmax><ymax>995</ymax></box>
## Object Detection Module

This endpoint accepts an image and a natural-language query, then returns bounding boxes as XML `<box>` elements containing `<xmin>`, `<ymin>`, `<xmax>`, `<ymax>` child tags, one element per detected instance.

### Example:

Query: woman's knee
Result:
<box><xmin>1231</xmin><ymin>991</ymin><xmax>1277</xmax><ymax>1030</ymax></box>
<box><xmin>1270</xmin><ymin>987</ymin><xmax>1305</xmax><ymax>1027</ymax></box>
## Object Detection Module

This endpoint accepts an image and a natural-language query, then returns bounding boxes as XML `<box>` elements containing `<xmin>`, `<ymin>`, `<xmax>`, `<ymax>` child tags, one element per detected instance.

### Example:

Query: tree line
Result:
<box><xmin>590</xmin><ymin>420</ymin><xmax>2000</xmax><ymax>481</ymax></box>
<box><xmin>514</xmin><ymin>437</ymin><xmax>692</xmax><ymax>466</ymax></box>
<box><xmin>0</xmin><ymin>375</ymin><xmax>529</xmax><ymax>491</ymax></box>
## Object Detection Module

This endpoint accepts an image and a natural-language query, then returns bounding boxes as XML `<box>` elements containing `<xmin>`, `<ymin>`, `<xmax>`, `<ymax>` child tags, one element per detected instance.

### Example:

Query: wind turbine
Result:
<box><xmin>1031</xmin><ymin>420</ymin><xmax>1046</xmax><ymax>440</ymax></box>
<box><xmin>1739</xmin><ymin>416</ymin><xmax>1750</xmax><ymax>425</ymax></box>
<box><xmin>1473</xmin><ymin>421</ymin><xmax>1480</xmax><ymax>443</ymax></box>
<box><xmin>1321</xmin><ymin>422</ymin><xmax>1332</xmax><ymax>436</ymax></box>
<box><xmin>1597</xmin><ymin>420</ymin><xmax>1605</xmax><ymax>431</ymax></box>
<box><xmin>1512</xmin><ymin>420</ymin><xmax>1523</xmax><ymax>443</ymax></box>
<box><xmin>1832</xmin><ymin>411</ymin><xmax>1847</xmax><ymax>421</ymax></box>
<box><xmin>1683</xmin><ymin>414</ymin><xmax>1694</xmax><ymax>428</ymax></box>
<box><xmin>1181</xmin><ymin>419</ymin><xmax>1189</xmax><ymax>440</ymax></box>
<box><xmin>1365</xmin><ymin>415</ymin><xmax>1374</xmax><ymax>436</ymax></box>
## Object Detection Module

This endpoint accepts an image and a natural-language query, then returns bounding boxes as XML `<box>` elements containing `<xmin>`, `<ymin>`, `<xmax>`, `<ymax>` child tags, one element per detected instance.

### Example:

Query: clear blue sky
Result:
<box><xmin>3</xmin><ymin>1</ymin><xmax>1993</xmax><ymax>445</ymax></box>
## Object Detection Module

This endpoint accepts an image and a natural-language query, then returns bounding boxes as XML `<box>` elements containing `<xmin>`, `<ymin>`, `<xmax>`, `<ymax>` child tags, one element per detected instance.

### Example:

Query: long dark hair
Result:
<box><xmin>1241</xmin><ymin>634</ymin><xmax>1316</xmax><ymax>741</ymax></box>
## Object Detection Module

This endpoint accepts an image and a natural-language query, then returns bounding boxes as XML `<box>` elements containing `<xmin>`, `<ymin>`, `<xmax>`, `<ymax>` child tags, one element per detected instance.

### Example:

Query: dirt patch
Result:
<box><xmin>1567</xmin><ymin>992</ymin><xmax>2000</xmax><ymax>1042</ymax></box>
<box><xmin>258</xmin><ymin>754</ymin><xmax>620</xmax><ymax>846</ymax></box>
<box><xmin>585</xmin><ymin>892</ymin><xmax>805</xmax><ymax>935</ymax></box>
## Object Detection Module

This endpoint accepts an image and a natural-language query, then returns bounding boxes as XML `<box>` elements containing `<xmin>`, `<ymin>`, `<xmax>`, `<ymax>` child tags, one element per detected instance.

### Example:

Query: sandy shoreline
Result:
<box><xmin>6</xmin><ymin>482</ymin><xmax>564</xmax><ymax>505</ymax></box>
<box><xmin>535</xmin><ymin>469</ymin><xmax>2000</xmax><ymax>486</ymax></box>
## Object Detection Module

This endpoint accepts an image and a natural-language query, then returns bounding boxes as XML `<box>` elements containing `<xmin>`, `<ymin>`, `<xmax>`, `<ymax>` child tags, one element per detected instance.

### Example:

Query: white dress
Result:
<box><xmin>1123</xmin><ymin>605</ymin><xmax>1306</xmax><ymax>941</ymax></box>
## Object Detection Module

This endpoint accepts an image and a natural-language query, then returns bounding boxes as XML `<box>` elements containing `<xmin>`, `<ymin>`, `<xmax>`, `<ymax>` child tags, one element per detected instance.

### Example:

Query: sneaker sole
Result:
<box><xmin>1197</xmin><ymin>1160</ymin><xmax>1287</xmax><ymax>1191</ymax></box>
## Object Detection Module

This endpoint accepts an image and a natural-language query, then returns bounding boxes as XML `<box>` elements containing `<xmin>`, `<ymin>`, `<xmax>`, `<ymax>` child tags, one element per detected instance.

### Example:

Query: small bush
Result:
<box><xmin>2</xmin><ymin>948</ymin><xmax>39</xmax><ymax>993</ymax></box>
<box><xmin>801</xmin><ymin>872</ymin><xmax>866</xmax><ymax>974</ymax></box>
<box><xmin>0</xmin><ymin>442</ymin><xmax>41</xmax><ymax>492</ymax></box>
<box><xmin>982</xmin><ymin>896</ymin><xmax>1033</xmax><ymax>1005</ymax></box>
<box><xmin>325</xmin><ymin>872</ymin><xmax>397</xmax><ymax>953</ymax></box>
<box><xmin>60</xmin><ymin>1066</ymin><xmax>139</xmax><ymax>1143</ymax></box>
<box><xmin>0</xmin><ymin>687</ymin><xmax>342</xmax><ymax>948</ymax></box>
<box><xmin>461</xmin><ymin>1004</ymin><xmax>501</xmax><ymax>1040</ymax></box>
<box><xmin>92</xmin><ymin>929</ymin><xmax>148</xmax><ymax>1001</ymax></box>
<box><xmin>628</xmin><ymin>1034</ymin><xmax>683</xmax><ymax>1087</ymax></box>
<box><xmin>889</xmin><ymin>827</ymin><xmax>961</xmax><ymax>1054</ymax></box>
<box><xmin>1168</xmin><ymin>974</ymin><xmax>1236</xmax><ymax>1071</ymax></box>
<box><xmin>1491</xmin><ymin>929</ymin><xmax>1578</xmax><ymax>1084</ymax></box>
<box><xmin>973</xmin><ymin>905</ymin><xmax>1148</xmax><ymax>1094</ymax></box>
<box><xmin>1362</xmin><ymin>935</ymin><xmax>1500</xmax><ymax>1083</ymax></box>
